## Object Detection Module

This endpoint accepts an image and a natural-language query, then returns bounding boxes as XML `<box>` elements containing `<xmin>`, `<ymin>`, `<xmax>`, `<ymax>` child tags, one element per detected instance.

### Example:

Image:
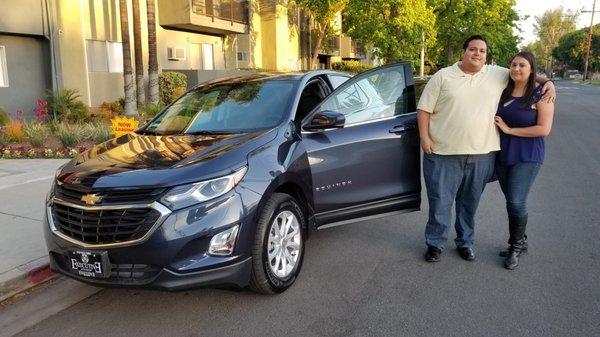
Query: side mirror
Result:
<box><xmin>302</xmin><ymin>110</ymin><xmax>345</xmax><ymax>131</ymax></box>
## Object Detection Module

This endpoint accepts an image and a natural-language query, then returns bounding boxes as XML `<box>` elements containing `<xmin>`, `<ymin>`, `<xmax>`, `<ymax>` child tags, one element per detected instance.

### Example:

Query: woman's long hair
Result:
<box><xmin>500</xmin><ymin>51</ymin><xmax>537</xmax><ymax>109</ymax></box>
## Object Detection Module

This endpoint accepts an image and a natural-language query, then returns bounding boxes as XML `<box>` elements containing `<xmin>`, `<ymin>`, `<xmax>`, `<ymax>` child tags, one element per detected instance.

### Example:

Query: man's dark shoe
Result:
<box><xmin>425</xmin><ymin>246</ymin><xmax>442</xmax><ymax>262</ymax></box>
<box><xmin>457</xmin><ymin>247</ymin><xmax>475</xmax><ymax>261</ymax></box>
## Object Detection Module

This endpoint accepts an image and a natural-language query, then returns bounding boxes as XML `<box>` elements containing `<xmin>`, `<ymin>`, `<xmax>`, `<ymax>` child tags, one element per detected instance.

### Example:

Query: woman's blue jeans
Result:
<box><xmin>423</xmin><ymin>153</ymin><xmax>496</xmax><ymax>250</ymax></box>
<box><xmin>496</xmin><ymin>162</ymin><xmax>541</xmax><ymax>219</ymax></box>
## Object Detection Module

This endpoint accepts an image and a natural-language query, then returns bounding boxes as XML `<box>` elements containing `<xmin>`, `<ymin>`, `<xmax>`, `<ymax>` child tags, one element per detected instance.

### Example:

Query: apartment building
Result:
<box><xmin>0</xmin><ymin>0</ymin><xmax>367</xmax><ymax>114</ymax></box>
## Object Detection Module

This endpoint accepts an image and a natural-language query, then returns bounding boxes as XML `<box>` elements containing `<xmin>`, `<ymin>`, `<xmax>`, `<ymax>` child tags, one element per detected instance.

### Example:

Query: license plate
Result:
<box><xmin>68</xmin><ymin>250</ymin><xmax>109</xmax><ymax>278</ymax></box>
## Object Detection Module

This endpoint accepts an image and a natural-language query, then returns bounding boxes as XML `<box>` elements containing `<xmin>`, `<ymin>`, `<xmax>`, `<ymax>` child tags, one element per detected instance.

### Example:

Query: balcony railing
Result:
<box><xmin>192</xmin><ymin>0</ymin><xmax>248</xmax><ymax>24</ymax></box>
<box><xmin>352</xmin><ymin>41</ymin><xmax>366</xmax><ymax>59</ymax></box>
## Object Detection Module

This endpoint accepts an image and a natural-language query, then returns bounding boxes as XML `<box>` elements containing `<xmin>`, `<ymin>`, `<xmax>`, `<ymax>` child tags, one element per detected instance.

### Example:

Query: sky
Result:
<box><xmin>515</xmin><ymin>0</ymin><xmax>596</xmax><ymax>46</ymax></box>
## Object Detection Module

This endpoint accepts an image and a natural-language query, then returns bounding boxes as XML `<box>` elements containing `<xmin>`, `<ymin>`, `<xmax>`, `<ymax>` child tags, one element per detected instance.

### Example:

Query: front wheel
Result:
<box><xmin>249</xmin><ymin>193</ymin><xmax>305</xmax><ymax>294</ymax></box>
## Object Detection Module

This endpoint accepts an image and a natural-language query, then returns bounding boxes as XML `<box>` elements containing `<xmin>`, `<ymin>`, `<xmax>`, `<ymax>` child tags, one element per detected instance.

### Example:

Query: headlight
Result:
<box><xmin>160</xmin><ymin>166</ymin><xmax>247</xmax><ymax>210</ymax></box>
<box><xmin>47</xmin><ymin>164</ymin><xmax>66</xmax><ymax>201</ymax></box>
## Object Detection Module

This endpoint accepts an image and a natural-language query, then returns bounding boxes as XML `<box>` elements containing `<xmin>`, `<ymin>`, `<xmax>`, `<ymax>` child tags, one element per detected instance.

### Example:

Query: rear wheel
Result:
<box><xmin>249</xmin><ymin>193</ymin><xmax>305</xmax><ymax>294</ymax></box>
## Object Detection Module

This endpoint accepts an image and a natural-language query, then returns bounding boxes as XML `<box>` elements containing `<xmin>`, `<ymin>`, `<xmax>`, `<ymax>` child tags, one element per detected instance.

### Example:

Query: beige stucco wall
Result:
<box><xmin>0</xmin><ymin>0</ymin><xmax>46</xmax><ymax>36</ymax></box>
<box><xmin>57</xmin><ymin>0</ymin><xmax>228</xmax><ymax>106</ymax></box>
<box><xmin>57</xmin><ymin>0</ymin><xmax>91</xmax><ymax>105</ymax></box>
<box><xmin>57</xmin><ymin>0</ymin><xmax>304</xmax><ymax>107</ymax></box>
<box><xmin>258</xmin><ymin>4</ymin><xmax>300</xmax><ymax>71</ymax></box>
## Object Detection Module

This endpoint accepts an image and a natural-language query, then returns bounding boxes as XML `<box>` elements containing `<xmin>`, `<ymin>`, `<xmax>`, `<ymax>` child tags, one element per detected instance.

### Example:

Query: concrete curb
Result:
<box><xmin>0</xmin><ymin>256</ymin><xmax>57</xmax><ymax>303</ymax></box>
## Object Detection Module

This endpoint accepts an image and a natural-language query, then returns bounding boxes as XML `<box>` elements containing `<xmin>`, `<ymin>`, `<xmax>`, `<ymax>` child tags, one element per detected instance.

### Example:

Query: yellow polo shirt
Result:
<box><xmin>417</xmin><ymin>62</ymin><xmax>509</xmax><ymax>155</ymax></box>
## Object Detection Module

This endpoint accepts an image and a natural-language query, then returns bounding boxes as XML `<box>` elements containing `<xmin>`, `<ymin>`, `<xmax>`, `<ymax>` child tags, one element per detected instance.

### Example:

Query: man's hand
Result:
<box><xmin>541</xmin><ymin>81</ymin><xmax>556</xmax><ymax>103</ymax></box>
<box><xmin>420</xmin><ymin>136</ymin><xmax>434</xmax><ymax>154</ymax></box>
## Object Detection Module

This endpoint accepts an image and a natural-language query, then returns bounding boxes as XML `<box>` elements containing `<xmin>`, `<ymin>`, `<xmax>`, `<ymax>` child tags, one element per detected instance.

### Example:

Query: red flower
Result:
<box><xmin>33</xmin><ymin>99</ymin><xmax>49</xmax><ymax>123</ymax></box>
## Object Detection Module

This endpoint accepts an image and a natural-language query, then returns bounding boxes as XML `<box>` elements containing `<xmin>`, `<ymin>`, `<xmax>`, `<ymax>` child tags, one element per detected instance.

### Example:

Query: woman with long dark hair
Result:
<box><xmin>494</xmin><ymin>51</ymin><xmax>555</xmax><ymax>270</ymax></box>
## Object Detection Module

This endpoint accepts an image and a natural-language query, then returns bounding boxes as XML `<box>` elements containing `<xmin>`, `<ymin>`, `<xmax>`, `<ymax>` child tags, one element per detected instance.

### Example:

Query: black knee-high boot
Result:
<box><xmin>504</xmin><ymin>215</ymin><xmax>528</xmax><ymax>270</ymax></box>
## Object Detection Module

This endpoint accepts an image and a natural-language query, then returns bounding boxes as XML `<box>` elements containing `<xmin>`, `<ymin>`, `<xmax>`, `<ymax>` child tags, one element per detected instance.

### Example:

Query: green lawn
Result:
<box><xmin>587</xmin><ymin>80</ymin><xmax>600</xmax><ymax>86</ymax></box>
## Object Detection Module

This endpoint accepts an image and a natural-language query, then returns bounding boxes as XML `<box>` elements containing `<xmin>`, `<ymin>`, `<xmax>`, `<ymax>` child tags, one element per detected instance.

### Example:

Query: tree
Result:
<box><xmin>532</xmin><ymin>7</ymin><xmax>577</xmax><ymax>75</ymax></box>
<box><xmin>119</xmin><ymin>0</ymin><xmax>136</xmax><ymax>116</ymax></box>
<box><xmin>147</xmin><ymin>0</ymin><xmax>159</xmax><ymax>105</ymax></box>
<box><xmin>553</xmin><ymin>24</ymin><xmax>600</xmax><ymax>73</ymax></box>
<box><xmin>132</xmin><ymin>0</ymin><xmax>145</xmax><ymax>106</ymax></box>
<box><xmin>428</xmin><ymin>0</ymin><xmax>520</xmax><ymax>68</ymax></box>
<box><xmin>343</xmin><ymin>0</ymin><xmax>436</xmax><ymax>67</ymax></box>
<box><xmin>295</xmin><ymin>0</ymin><xmax>349</xmax><ymax>69</ymax></box>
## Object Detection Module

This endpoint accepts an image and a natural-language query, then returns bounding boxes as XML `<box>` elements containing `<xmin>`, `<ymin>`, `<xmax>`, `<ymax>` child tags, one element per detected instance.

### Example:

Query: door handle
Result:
<box><xmin>389</xmin><ymin>124</ymin><xmax>416</xmax><ymax>133</ymax></box>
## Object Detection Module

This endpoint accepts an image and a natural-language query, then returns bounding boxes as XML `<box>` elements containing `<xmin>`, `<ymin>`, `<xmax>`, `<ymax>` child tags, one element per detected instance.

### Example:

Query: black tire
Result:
<box><xmin>248</xmin><ymin>193</ymin><xmax>305</xmax><ymax>294</ymax></box>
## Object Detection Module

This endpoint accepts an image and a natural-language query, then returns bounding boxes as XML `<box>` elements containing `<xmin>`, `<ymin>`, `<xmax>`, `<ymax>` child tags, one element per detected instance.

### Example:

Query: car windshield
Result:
<box><xmin>141</xmin><ymin>80</ymin><xmax>297</xmax><ymax>135</ymax></box>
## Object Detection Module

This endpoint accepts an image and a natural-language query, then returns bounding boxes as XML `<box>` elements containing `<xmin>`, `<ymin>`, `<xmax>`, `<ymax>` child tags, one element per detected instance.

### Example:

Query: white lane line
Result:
<box><xmin>0</xmin><ymin>175</ymin><xmax>54</xmax><ymax>191</ymax></box>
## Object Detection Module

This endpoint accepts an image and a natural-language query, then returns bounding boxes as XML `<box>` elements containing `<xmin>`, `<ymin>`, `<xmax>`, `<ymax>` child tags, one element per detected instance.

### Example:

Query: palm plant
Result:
<box><xmin>147</xmin><ymin>0</ymin><xmax>159</xmax><ymax>105</ymax></box>
<box><xmin>119</xmin><ymin>0</ymin><xmax>137</xmax><ymax>115</ymax></box>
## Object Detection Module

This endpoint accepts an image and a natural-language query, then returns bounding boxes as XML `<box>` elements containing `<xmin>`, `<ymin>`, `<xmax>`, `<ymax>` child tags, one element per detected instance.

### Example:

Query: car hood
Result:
<box><xmin>57</xmin><ymin>129</ymin><xmax>278</xmax><ymax>189</ymax></box>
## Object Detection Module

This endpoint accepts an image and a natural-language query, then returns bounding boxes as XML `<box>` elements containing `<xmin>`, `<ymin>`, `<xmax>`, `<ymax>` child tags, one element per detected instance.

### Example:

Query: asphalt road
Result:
<box><xmin>15</xmin><ymin>81</ymin><xmax>600</xmax><ymax>337</ymax></box>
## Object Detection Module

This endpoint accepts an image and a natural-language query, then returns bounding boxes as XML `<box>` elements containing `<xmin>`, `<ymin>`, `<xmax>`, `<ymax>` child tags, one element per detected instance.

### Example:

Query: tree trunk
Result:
<box><xmin>310</xmin><ymin>22</ymin><xmax>327</xmax><ymax>70</ymax></box>
<box><xmin>119</xmin><ymin>0</ymin><xmax>136</xmax><ymax>115</ymax></box>
<box><xmin>132</xmin><ymin>0</ymin><xmax>145</xmax><ymax>105</ymax></box>
<box><xmin>446</xmin><ymin>44</ymin><xmax>455</xmax><ymax>65</ymax></box>
<box><xmin>146</xmin><ymin>0</ymin><xmax>159</xmax><ymax>105</ymax></box>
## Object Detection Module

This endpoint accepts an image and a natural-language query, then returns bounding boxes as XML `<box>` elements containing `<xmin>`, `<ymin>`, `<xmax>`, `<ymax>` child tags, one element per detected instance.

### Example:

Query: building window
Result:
<box><xmin>107</xmin><ymin>42</ymin><xmax>124</xmax><ymax>72</ymax></box>
<box><xmin>237</xmin><ymin>52</ymin><xmax>248</xmax><ymax>62</ymax></box>
<box><xmin>86</xmin><ymin>40</ymin><xmax>123</xmax><ymax>73</ymax></box>
<box><xmin>0</xmin><ymin>46</ymin><xmax>8</xmax><ymax>87</ymax></box>
<box><xmin>202</xmin><ymin>43</ymin><xmax>214</xmax><ymax>70</ymax></box>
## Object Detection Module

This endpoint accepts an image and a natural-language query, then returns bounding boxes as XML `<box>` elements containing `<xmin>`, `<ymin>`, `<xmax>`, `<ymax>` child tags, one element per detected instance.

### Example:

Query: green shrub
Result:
<box><xmin>0</xmin><ymin>106</ymin><xmax>9</xmax><ymax>126</ymax></box>
<box><xmin>138</xmin><ymin>103</ymin><xmax>165</xmax><ymax>118</ymax></box>
<box><xmin>54</xmin><ymin>122</ymin><xmax>86</xmax><ymax>147</ymax></box>
<box><xmin>159</xmin><ymin>72</ymin><xmax>187</xmax><ymax>105</ymax></box>
<box><xmin>83</xmin><ymin>122</ymin><xmax>113</xmax><ymax>144</ymax></box>
<box><xmin>23</xmin><ymin>122</ymin><xmax>50</xmax><ymax>147</ymax></box>
<box><xmin>0</xmin><ymin>134</ymin><xmax>7</xmax><ymax>147</ymax></box>
<box><xmin>46</xmin><ymin>89</ymin><xmax>88</xmax><ymax>122</ymax></box>
<box><xmin>332</xmin><ymin>61</ymin><xmax>373</xmax><ymax>74</ymax></box>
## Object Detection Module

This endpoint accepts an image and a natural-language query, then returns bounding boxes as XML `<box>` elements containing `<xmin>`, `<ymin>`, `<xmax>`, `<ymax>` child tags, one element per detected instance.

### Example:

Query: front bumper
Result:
<box><xmin>49</xmin><ymin>252</ymin><xmax>252</xmax><ymax>290</ymax></box>
<box><xmin>43</xmin><ymin>190</ymin><xmax>257</xmax><ymax>290</ymax></box>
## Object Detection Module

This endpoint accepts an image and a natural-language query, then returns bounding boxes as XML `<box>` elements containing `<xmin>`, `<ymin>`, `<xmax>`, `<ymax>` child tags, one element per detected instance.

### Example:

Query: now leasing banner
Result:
<box><xmin>111</xmin><ymin>117</ymin><xmax>139</xmax><ymax>138</ymax></box>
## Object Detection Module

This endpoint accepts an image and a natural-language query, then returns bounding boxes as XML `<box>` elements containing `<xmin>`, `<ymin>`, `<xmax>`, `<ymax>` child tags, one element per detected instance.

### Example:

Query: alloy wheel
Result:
<box><xmin>267</xmin><ymin>210</ymin><xmax>301</xmax><ymax>279</ymax></box>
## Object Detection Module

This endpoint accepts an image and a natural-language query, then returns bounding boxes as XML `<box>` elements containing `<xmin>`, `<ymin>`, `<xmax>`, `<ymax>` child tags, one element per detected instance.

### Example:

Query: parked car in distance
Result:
<box><xmin>44</xmin><ymin>62</ymin><xmax>421</xmax><ymax>294</ymax></box>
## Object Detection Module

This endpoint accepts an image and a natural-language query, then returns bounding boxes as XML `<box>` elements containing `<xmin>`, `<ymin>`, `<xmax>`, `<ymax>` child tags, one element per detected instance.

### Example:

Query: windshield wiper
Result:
<box><xmin>136</xmin><ymin>129</ymin><xmax>159</xmax><ymax>135</ymax></box>
<box><xmin>186</xmin><ymin>130</ymin><xmax>244</xmax><ymax>135</ymax></box>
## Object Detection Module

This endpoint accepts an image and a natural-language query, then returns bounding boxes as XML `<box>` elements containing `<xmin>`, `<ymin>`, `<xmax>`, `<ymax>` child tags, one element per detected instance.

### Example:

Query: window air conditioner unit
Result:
<box><xmin>167</xmin><ymin>47</ymin><xmax>186</xmax><ymax>61</ymax></box>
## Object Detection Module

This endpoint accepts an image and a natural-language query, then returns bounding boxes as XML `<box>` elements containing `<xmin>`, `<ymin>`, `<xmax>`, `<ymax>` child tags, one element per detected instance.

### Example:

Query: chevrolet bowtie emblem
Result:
<box><xmin>81</xmin><ymin>194</ymin><xmax>102</xmax><ymax>205</ymax></box>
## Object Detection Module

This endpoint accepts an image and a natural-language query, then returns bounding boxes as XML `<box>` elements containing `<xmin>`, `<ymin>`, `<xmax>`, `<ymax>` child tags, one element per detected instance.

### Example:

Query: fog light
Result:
<box><xmin>208</xmin><ymin>225</ymin><xmax>239</xmax><ymax>256</ymax></box>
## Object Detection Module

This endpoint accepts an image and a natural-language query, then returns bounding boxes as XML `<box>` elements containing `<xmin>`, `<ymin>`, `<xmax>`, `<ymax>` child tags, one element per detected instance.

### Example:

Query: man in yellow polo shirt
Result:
<box><xmin>417</xmin><ymin>35</ymin><xmax>555</xmax><ymax>262</ymax></box>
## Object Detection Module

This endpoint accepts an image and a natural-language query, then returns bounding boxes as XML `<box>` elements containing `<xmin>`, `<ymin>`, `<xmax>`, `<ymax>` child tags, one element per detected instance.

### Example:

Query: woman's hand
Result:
<box><xmin>494</xmin><ymin>116</ymin><xmax>511</xmax><ymax>135</ymax></box>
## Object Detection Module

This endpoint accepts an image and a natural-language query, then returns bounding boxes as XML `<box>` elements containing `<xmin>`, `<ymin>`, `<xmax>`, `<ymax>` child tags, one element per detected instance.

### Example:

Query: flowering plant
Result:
<box><xmin>33</xmin><ymin>99</ymin><xmax>49</xmax><ymax>123</ymax></box>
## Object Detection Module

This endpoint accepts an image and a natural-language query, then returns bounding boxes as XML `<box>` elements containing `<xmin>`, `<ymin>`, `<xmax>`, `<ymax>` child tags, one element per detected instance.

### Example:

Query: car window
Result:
<box><xmin>318</xmin><ymin>66</ymin><xmax>408</xmax><ymax>125</ymax></box>
<box><xmin>328</xmin><ymin>75</ymin><xmax>350</xmax><ymax>89</ymax></box>
<box><xmin>143</xmin><ymin>80</ymin><xmax>297</xmax><ymax>135</ymax></box>
<box><xmin>296</xmin><ymin>80</ymin><xmax>328</xmax><ymax>122</ymax></box>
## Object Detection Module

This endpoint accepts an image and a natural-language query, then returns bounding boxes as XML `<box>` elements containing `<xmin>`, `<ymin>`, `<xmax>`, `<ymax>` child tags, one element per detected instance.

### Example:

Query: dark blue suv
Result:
<box><xmin>44</xmin><ymin>62</ymin><xmax>421</xmax><ymax>294</ymax></box>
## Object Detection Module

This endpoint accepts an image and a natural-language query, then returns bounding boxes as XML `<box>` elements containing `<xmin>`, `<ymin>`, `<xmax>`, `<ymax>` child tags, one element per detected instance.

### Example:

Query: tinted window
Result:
<box><xmin>144</xmin><ymin>81</ymin><xmax>296</xmax><ymax>135</ymax></box>
<box><xmin>319</xmin><ymin>66</ymin><xmax>407</xmax><ymax>125</ymax></box>
<box><xmin>328</xmin><ymin>75</ymin><xmax>350</xmax><ymax>89</ymax></box>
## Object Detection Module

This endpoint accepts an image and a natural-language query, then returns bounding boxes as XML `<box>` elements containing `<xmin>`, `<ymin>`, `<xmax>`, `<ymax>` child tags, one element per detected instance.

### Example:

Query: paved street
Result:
<box><xmin>9</xmin><ymin>81</ymin><xmax>600</xmax><ymax>337</ymax></box>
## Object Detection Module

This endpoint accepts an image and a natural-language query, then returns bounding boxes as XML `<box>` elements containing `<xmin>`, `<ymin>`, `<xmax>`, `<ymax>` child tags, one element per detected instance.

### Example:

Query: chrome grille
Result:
<box><xmin>51</xmin><ymin>203</ymin><xmax>161</xmax><ymax>244</ymax></box>
<box><xmin>55</xmin><ymin>185</ymin><xmax>166</xmax><ymax>205</ymax></box>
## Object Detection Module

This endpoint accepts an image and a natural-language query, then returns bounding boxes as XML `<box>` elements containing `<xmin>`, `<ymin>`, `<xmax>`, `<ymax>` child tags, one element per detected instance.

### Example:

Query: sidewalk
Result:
<box><xmin>0</xmin><ymin>159</ymin><xmax>69</xmax><ymax>302</ymax></box>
